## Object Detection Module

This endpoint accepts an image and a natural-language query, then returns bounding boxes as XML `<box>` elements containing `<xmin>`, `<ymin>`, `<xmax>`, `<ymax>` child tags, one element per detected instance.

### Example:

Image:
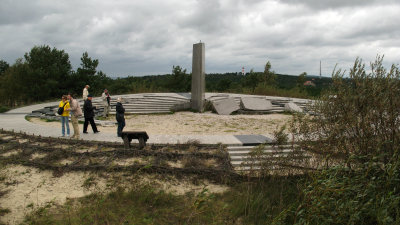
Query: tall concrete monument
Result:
<box><xmin>191</xmin><ymin>42</ymin><xmax>205</xmax><ymax>112</ymax></box>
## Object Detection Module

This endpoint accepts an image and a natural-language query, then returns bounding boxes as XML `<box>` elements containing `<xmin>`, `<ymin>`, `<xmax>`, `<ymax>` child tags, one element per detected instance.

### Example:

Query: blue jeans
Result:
<box><xmin>61</xmin><ymin>116</ymin><xmax>70</xmax><ymax>136</ymax></box>
<box><xmin>117</xmin><ymin>120</ymin><xmax>125</xmax><ymax>137</ymax></box>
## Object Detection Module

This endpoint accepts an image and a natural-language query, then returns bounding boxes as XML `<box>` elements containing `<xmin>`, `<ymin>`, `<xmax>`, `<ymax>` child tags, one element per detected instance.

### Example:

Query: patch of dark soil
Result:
<box><xmin>0</xmin><ymin>129</ymin><xmax>243</xmax><ymax>185</ymax></box>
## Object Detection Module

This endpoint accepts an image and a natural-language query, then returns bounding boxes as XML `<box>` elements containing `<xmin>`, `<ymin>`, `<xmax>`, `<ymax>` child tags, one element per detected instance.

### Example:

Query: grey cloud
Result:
<box><xmin>178</xmin><ymin>1</ymin><xmax>234</xmax><ymax>34</ymax></box>
<box><xmin>0</xmin><ymin>0</ymin><xmax>53</xmax><ymax>25</ymax></box>
<box><xmin>0</xmin><ymin>0</ymin><xmax>399</xmax><ymax>77</ymax></box>
<box><xmin>278</xmin><ymin>0</ymin><xmax>398</xmax><ymax>10</ymax></box>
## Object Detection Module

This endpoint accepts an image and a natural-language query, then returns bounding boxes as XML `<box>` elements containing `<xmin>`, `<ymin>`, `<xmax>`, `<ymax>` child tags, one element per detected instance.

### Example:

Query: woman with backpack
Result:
<box><xmin>58</xmin><ymin>95</ymin><xmax>71</xmax><ymax>137</ymax></box>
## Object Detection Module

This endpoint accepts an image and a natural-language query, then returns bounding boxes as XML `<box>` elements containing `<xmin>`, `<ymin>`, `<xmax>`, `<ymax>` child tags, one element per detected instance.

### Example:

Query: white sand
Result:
<box><xmin>0</xmin><ymin>112</ymin><xmax>292</xmax><ymax>223</ymax></box>
<box><xmin>0</xmin><ymin>164</ymin><xmax>229</xmax><ymax>224</ymax></box>
<box><xmin>0</xmin><ymin>165</ymin><xmax>106</xmax><ymax>224</ymax></box>
<box><xmin>30</xmin><ymin>111</ymin><xmax>292</xmax><ymax>135</ymax></box>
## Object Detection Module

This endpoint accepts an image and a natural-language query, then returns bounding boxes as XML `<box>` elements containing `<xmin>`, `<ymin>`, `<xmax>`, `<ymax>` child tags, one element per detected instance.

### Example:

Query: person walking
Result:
<box><xmin>83</xmin><ymin>85</ymin><xmax>90</xmax><ymax>100</ymax></box>
<box><xmin>83</xmin><ymin>94</ymin><xmax>99</xmax><ymax>134</ymax></box>
<box><xmin>68</xmin><ymin>93</ymin><xmax>82</xmax><ymax>139</ymax></box>
<box><xmin>101</xmin><ymin>89</ymin><xmax>111</xmax><ymax>117</ymax></box>
<box><xmin>59</xmin><ymin>95</ymin><xmax>71</xmax><ymax>137</ymax></box>
<box><xmin>116</xmin><ymin>97</ymin><xmax>125</xmax><ymax>137</ymax></box>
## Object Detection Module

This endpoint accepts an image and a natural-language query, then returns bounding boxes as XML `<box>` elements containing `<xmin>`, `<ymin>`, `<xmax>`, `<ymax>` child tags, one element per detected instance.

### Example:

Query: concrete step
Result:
<box><xmin>115</xmin><ymin>100</ymin><xmax>176</xmax><ymax>104</ymax></box>
<box><xmin>112</xmin><ymin>105</ymin><xmax>172</xmax><ymax>109</ymax></box>
<box><xmin>230</xmin><ymin>154</ymin><xmax>295</xmax><ymax>161</ymax></box>
<box><xmin>227</xmin><ymin>144</ymin><xmax>306</xmax><ymax>171</ymax></box>
<box><xmin>129</xmin><ymin>99</ymin><xmax>189</xmax><ymax>104</ymax></box>
<box><xmin>227</xmin><ymin>145</ymin><xmax>294</xmax><ymax>151</ymax></box>
<box><xmin>237</xmin><ymin>109</ymin><xmax>285</xmax><ymax>114</ymax></box>
<box><xmin>231</xmin><ymin>161</ymin><xmax>283</xmax><ymax>167</ymax></box>
<box><xmin>230</xmin><ymin>166</ymin><xmax>282</xmax><ymax>171</ymax></box>
<box><xmin>90</xmin><ymin>96</ymin><xmax>189</xmax><ymax>104</ymax></box>
<box><xmin>109</xmin><ymin>108</ymin><xmax>172</xmax><ymax>112</ymax></box>
<box><xmin>109</xmin><ymin>110</ymin><xmax>171</xmax><ymax>115</ymax></box>
<box><xmin>231</xmin><ymin>158</ymin><xmax>308</xmax><ymax>167</ymax></box>
<box><xmin>142</xmin><ymin>94</ymin><xmax>189</xmax><ymax>100</ymax></box>
<box><xmin>118</xmin><ymin>109</ymin><xmax>172</xmax><ymax>113</ymax></box>
<box><xmin>125</xmin><ymin>98</ymin><xmax>188</xmax><ymax>103</ymax></box>
<box><xmin>209</xmin><ymin>96</ymin><xmax>241</xmax><ymax>101</ymax></box>
<box><xmin>117</xmin><ymin>103</ymin><xmax>177</xmax><ymax>107</ymax></box>
<box><xmin>103</xmin><ymin>104</ymin><xmax>173</xmax><ymax>109</ymax></box>
<box><xmin>228</xmin><ymin>149</ymin><xmax>294</xmax><ymax>156</ymax></box>
<box><xmin>106</xmin><ymin>102</ymin><xmax>185</xmax><ymax>107</ymax></box>
<box><xmin>109</xmin><ymin>110</ymin><xmax>172</xmax><ymax>113</ymax></box>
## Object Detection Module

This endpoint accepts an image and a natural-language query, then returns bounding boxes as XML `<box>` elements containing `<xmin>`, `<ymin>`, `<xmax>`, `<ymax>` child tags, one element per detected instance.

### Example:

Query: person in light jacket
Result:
<box><xmin>82</xmin><ymin>85</ymin><xmax>90</xmax><ymax>100</ymax></box>
<box><xmin>101</xmin><ymin>89</ymin><xmax>111</xmax><ymax>117</ymax></box>
<box><xmin>116</xmin><ymin>97</ymin><xmax>125</xmax><ymax>137</ymax></box>
<box><xmin>68</xmin><ymin>93</ymin><xmax>82</xmax><ymax>139</ymax></box>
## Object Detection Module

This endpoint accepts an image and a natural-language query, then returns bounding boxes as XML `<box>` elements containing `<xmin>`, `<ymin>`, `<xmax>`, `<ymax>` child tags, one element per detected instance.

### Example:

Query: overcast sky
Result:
<box><xmin>1</xmin><ymin>0</ymin><xmax>399</xmax><ymax>77</ymax></box>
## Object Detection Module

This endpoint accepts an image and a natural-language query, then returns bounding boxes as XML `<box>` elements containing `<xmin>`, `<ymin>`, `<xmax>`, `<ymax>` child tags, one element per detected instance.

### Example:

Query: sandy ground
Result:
<box><xmin>0</xmin><ymin>163</ymin><xmax>229</xmax><ymax>225</ymax></box>
<box><xmin>30</xmin><ymin>111</ymin><xmax>292</xmax><ymax>135</ymax></box>
<box><xmin>0</xmin><ymin>165</ymin><xmax>106</xmax><ymax>224</ymax></box>
<box><xmin>0</xmin><ymin>112</ymin><xmax>292</xmax><ymax>224</ymax></box>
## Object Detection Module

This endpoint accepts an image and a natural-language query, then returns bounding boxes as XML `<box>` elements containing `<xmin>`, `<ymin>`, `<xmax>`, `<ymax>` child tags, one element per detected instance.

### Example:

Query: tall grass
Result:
<box><xmin>0</xmin><ymin>105</ymin><xmax>9</xmax><ymax>113</ymax></box>
<box><xmin>276</xmin><ymin>56</ymin><xmax>400</xmax><ymax>224</ymax></box>
<box><xmin>23</xmin><ymin>176</ymin><xmax>303</xmax><ymax>225</ymax></box>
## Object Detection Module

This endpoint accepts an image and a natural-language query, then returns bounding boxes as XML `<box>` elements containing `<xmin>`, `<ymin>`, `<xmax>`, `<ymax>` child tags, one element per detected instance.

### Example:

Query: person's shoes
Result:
<box><xmin>94</xmin><ymin>131</ymin><xmax>100</xmax><ymax>133</ymax></box>
<box><xmin>83</xmin><ymin>132</ymin><xmax>88</xmax><ymax>134</ymax></box>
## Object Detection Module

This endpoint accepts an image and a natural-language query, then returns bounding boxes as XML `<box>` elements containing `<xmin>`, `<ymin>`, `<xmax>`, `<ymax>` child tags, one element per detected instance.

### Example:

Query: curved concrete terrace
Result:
<box><xmin>0</xmin><ymin>93</ymin><xmax>307</xmax><ymax>145</ymax></box>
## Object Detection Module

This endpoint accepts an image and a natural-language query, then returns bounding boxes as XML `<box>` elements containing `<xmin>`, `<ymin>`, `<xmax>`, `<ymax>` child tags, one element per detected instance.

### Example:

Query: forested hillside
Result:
<box><xmin>0</xmin><ymin>45</ymin><xmax>331</xmax><ymax>111</ymax></box>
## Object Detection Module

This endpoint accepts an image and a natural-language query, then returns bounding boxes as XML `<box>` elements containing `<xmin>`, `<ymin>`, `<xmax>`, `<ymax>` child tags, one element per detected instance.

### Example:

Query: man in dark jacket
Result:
<box><xmin>116</xmin><ymin>97</ymin><xmax>125</xmax><ymax>137</ymax></box>
<box><xmin>83</xmin><ymin>94</ymin><xmax>99</xmax><ymax>134</ymax></box>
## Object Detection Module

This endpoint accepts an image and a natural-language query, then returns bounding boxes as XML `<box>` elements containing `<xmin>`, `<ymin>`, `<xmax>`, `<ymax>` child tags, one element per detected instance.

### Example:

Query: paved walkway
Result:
<box><xmin>0</xmin><ymin>98</ymin><xmax>275</xmax><ymax>146</ymax></box>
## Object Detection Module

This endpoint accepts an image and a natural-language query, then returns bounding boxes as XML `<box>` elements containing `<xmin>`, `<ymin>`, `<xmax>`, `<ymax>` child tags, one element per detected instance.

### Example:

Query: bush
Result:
<box><xmin>277</xmin><ymin>56</ymin><xmax>400</xmax><ymax>224</ymax></box>
<box><xmin>0</xmin><ymin>105</ymin><xmax>9</xmax><ymax>113</ymax></box>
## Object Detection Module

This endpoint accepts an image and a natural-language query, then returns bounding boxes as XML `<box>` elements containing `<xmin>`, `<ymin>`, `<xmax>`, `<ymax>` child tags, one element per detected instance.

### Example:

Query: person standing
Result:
<box><xmin>116</xmin><ymin>97</ymin><xmax>125</xmax><ymax>137</ymax></box>
<box><xmin>68</xmin><ymin>93</ymin><xmax>82</xmax><ymax>139</ymax></box>
<box><xmin>101</xmin><ymin>89</ymin><xmax>111</xmax><ymax>117</ymax></box>
<box><xmin>83</xmin><ymin>85</ymin><xmax>90</xmax><ymax>100</ymax></box>
<box><xmin>59</xmin><ymin>95</ymin><xmax>71</xmax><ymax>137</ymax></box>
<box><xmin>83</xmin><ymin>94</ymin><xmax>99</xmax><ymax>134</ymax></box>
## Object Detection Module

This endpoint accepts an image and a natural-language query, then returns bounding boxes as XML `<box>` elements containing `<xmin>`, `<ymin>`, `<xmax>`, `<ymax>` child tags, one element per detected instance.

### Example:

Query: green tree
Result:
<box><xmin>0</xmin><ymin>59</ymin><xmax>32</xmax><ymax>106</ymax></box>
<box><xmin>0</xmin><ymin>59</ymin><xmax>9</xmax><ymax>75</ymax></box>
<box><xmin>216</xmin><ymin>78</ymin><xmax>232</xmax><ymax>92</ymax></box>
<box><xmin>72</xmin><ymin>52</ymin><xmax>110</xmax><ymax>96</ymax></box>
<box><xmin>77</xmin><ymin>51</ymin><xmax>99</xmax><ymax>77</ymax></box>
<box><xmin>297</xmin><ymin>72</ymin><xmax>307</xmax><ymax>87</ymax></box>
<box><xmin>244</xmin><ymin>69</ymin><xmax>263</xmax><ymax>92</ymax></box>
<box><xmin>263</xmin><ymin>61</ymin><xmax>276</xmax><ymax>86</ymax></box>
<box><xmin>24</xmin><ymin>45</ymin><xmax>72</xmax><ymax>101</ymax></box>
<box><xmin>167</xmin><ymin>65</ymin><xmax>190</xmax><ymax>92</ymax></box>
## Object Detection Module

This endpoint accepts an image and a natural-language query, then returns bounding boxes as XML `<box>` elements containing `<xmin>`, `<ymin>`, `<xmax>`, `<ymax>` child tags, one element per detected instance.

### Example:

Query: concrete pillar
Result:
<box><xmin>191</xmin><ymin>42</ymin><xmax>205</xmax><ymax>112</ymax></box>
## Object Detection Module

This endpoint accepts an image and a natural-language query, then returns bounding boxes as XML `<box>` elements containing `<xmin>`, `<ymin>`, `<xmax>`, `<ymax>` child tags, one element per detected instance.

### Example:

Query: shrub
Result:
<box><xmin>277</xmin><ymin>56</ymin><xmax>400</xmax><ymax>224</ymax></box>
<box><xmin>0</xmin><ymin>105</ymin><xmax>9</xmax><ymax>113</ymax></box>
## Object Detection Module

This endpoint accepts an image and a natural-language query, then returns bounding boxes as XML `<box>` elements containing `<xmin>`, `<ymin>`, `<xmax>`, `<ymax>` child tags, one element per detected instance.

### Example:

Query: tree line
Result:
<box><xmin>0</xmin><ymin>45</ymin><xmax>331</xmax><ymax>109</ymax></box>
<box><xmin>0</xmin><ymin>46</ymin><xmax>110</xmax><ymax>107</ymax></box>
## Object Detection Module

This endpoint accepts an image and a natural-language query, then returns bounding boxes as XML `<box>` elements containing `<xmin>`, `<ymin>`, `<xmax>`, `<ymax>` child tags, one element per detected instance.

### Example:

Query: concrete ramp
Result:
<box><xmin>241</xmin><ymin>97</ymin><xmax>273</xmax><ymax>111</ymax></box>
<box><xmin>212</xmin><ymin>98</ymin><xmax>240</xmax><ymax>115</ymax></box>
<box><xmin>234</xmin><ymin>135</ymin><xmax>272</xmax><ymax>146</ymax></box>
<box><xmin>284</xmin><ymin>102</ymin><xmax>303</xmax><ymax>113</ymax></box>
<box><xmin>227</xmin><ymin>145</ymin><xmax>304</xmax><ymax>171</ymax></box>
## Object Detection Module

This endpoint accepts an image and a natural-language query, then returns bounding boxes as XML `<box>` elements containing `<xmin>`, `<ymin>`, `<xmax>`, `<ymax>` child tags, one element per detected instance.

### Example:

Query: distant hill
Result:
<box><xmin>204</xmin><ymin>72</ymin><xmax>331</xmax><ymax>90</ymax></box>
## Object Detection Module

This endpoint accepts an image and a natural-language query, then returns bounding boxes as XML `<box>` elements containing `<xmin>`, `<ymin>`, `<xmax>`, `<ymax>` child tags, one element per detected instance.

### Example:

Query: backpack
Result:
<box><xmin>57</xmin><ymin>102</ymin><xmax>67</xmax><ymax>115</ymax></box>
